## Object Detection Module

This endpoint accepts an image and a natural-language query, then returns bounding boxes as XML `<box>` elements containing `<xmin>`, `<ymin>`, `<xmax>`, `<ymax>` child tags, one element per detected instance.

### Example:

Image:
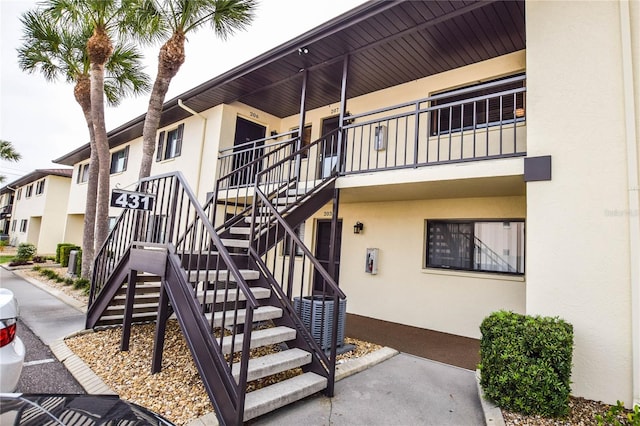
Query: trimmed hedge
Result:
<box><xmin>56</xmin><ymin>243</ymin><xmax>75</xmax><ymax>263</ymax></box>
<box><xmin>479</xmin><ymin>310</ymin><xmax>574</xmax><ymax>417</ymax></box>
<box><xmin>59</xmin><ymin>245</ymin><xmax>80</xmax><ymax>268</ymax></box>
<box><xmin>74</xmin><ymin>248</ymin><xmax>82</xmax><ymax>276</ymax></box>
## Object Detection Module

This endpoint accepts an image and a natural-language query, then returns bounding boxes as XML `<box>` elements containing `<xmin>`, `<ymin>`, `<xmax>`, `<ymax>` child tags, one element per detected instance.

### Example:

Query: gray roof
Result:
<box><xmin>54</xmin><ymin>0</ymin><xmax>525</xmax><ymax>166</ymax></box>
<box><xmin>1</xmin><ymin>169</ymin><xmax>73</xmax><ymax>191</ymax></box>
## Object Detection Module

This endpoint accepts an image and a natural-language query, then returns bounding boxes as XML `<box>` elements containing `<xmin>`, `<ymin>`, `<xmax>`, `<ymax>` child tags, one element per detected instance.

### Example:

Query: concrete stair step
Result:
<box><xmin>218</xmin><ymin>326</ymin><xmax>296</xmax><ymax>355</ymax></box>
<box><xmin>105</xmin><ymin>302</ymin><xmax>159</xmax><ymax>315</ymax></box>
<box><xmin>117</xmin><ymin>282</ymin><xmax>161</xmax><ymax>296</ymax></box>
<box><xmin>231</xmin><ymin>348</ymin><xmax>312</xmax><ymax>383</ymax></box>
<box><xmin>244</xmin><ymin>215</ymin><xmax>272</xmax><ymax>224</ymax></box>
<box><xmin>243</xmin><ymin>372</ymin><xmax>327</xmax><ymax>421</ymax></box>
<box><xmin>112</xmin><ymin>293</ymin><xmax>159</xmax><ymax>305</ymax></box>
<box><xmin>188</xmin><ymin>269</ymin><xmax>260</xmax><ymax>283</ymax></box>
<box><xmin>205</xmin><ymin>306</ymin><xmax>282</xmax><ymax>328</ymax></box>
<box><xmin>221</xmin><ymin>238</ymin><xmax>250</xmax><ymax>249</ymax></box>
<box><xmin>98</xmin><ymin>311</ymin><xmax>157</xmax><ymax>324</ymax></box>
<box><xmin>230</xmin><ymin>227</ymin><xmax>251</xmax><ymax>235</ymax></box>
<box><xmin>272</xmin><ymin>196</ymin><xmax>298</xmax><ymax>205</ymax></box>
<box><xmin>196</xmin><ymin>287</ymin><xmax>270</xmax><ymax>304</ymax></box>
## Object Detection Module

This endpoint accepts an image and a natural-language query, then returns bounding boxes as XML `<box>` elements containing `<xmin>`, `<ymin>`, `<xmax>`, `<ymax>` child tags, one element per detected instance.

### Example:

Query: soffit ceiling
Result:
<box><xmin>55</xmin><ymin>0</ymin><xmax>525</xmax><ymax>165</ymax></box>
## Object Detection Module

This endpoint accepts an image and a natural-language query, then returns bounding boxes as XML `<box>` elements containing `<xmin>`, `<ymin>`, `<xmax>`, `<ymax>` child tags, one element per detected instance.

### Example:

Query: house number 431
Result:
<box><xmin>110</xmin><ymin>189</ymin><xmax>156</xmax><ymax>211</ymax></box>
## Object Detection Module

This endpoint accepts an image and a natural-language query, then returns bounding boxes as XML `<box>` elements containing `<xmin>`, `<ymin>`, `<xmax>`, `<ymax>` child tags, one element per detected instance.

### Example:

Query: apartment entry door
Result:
<box><xmin>313</xmin><ymin>219</ymin><xmax>342</xmax><ymax>292</ymax></box>
<box><xmin>319</xmin><ymin>115</ymin><xmax>341</xmax><ymax>178</ymax></box>
<box><xmin>232</xmin><ymin>117</ymin><xmax>266</xmax><ymax>186</ymax></box>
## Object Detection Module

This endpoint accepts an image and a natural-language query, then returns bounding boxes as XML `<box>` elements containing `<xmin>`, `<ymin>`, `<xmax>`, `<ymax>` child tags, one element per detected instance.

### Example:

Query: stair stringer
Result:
<box><xmin>85</xmin><ymin>248</ymin><xmax>131</xmax><ymax>329</ymax></box>
<box><xmin>161</xmin><ymin>252</ymin><xmax>246</xmax><ymax>425</ymax></box>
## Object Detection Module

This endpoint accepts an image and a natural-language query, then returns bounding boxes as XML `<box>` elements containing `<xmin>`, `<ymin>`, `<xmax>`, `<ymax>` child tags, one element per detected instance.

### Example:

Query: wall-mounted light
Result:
<box><xmin>515</xmin><ymin>107</ymin><xmax>525</xmax><ymax>118</ymax></box>
<box><xmin>298</xmin><ymin>47</ymin><xmax>309</xmax><ymax>55</ymax></box>
<box><xmin>353</xmin><ymin>221</ymin><xmax>364</xmax><ymax>234</ymax></box>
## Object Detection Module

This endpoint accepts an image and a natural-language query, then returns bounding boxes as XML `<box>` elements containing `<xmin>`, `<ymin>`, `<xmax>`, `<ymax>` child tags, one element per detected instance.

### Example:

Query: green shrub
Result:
<box><xmin>56</xmin><ymin>243</ymin><xmax>75</xmax><ymax>263</ymax></box>
<box><xmin>64</xmin><ymin>277</ymin><xmax>74</xmax><ymax>286</ymax></box>
<box><xmin>40</xmin><ymin>268</ymin><xmax>57</xmax><ymax>279</ymax></box>
<box><xmin>479</xmin><ymin>310</ymin><xmax>574</xmax><ymax>417</ymax></box>
<box><xmin>596</xmin><ymin>401</ymin><xmax>640</xmax><ymax>425</ymax></box>
<box><xmin>74</xmin><ymin>248</ymin><xmax>82</xmax><ymax>276</ymax></box>
<box><xmin>15</xmin><ymin>243</ymin><xmax>36</xmax><ymax>261</ymax></box>
<box><xmin>74</xmin><ymin>277</ymin><xmax>90</xmax><ymax>291</ymax></box>
<box><xmin>32</xmin><ymin>265</ymin><xmax>41</xmax><ymax>272</ymax></box>
<box><xmin>59</xmin><ymin>245</ymin><xmax>80</xmax><ymax>267</ymax></box>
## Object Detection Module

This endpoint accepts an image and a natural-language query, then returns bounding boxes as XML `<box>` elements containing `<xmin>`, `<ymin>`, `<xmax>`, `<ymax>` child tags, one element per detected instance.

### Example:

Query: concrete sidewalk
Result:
<box><xmin>0</xmin><ymin>266</ymin><xmax>501</xmax><ymax>425</ymax></box>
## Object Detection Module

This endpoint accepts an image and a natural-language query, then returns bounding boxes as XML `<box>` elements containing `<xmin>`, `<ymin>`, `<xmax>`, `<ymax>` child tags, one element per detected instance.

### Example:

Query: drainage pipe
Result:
<box><xmin>618</xmin><ymin>0</ymin><xmax>640</xmax><ymax>407</ymax></box>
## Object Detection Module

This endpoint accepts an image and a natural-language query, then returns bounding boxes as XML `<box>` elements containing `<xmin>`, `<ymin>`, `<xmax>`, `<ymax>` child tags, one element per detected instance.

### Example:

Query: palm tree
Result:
<box><xmin>0</xmin><ymin>140</ymin><xmax>22</xmax><ymax>183</ymax></box>
<box><xmin>41</xmin><ymin>0</ymin><xmax>149</xmax><ymax>256</ymax></box>
<box><xmin>136</xmin><ymin>0</ymin><xmax>256</xmax><ymax>179</ymax></box>
<box><xmin>17</xmin><ymin>7</ymin><xmax>150</xmax><ymax>277</ymax></box>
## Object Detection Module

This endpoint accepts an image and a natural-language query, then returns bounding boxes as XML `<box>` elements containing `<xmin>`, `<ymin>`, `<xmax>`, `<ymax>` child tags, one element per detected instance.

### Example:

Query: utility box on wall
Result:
<box><xmin>365</xmin><ymin>248</ymin><xmax>379</xmax><ymax>274</ymax></box>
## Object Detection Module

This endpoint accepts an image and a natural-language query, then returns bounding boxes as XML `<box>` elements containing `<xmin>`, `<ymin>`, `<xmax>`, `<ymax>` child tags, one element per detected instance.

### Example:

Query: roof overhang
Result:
<box><xmin>54</xmin><ymin>0</ymin><xmax>525</xmax><ymax>166</ymax></box>
<box><xmin>4</xmin><ymin>169</ymin><xmax>73</xmax><ymax>189</ymax></box>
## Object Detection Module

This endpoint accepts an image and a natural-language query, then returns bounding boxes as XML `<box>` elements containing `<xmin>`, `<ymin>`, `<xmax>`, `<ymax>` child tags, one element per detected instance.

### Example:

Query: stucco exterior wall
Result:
<box><xmin>11</xmin><ymin>175</ymin><xmax>70</xmax><ymax>253</ymax></box>
<box><xmin>526</xmin><ymin>0</ymin><xmax>639</xmax><ymax>406</ymax></box>
<box><xmin>308</xmin><ymin>196</ymin><xmax>526</xmax><ymax>339</ymax></box>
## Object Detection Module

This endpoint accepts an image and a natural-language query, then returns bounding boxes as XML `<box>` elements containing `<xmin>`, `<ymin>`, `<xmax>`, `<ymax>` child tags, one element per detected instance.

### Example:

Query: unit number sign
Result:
<box><xmin>110</xmin><ymin>189</ymin><xmax>155</xmax><ymax>211</ymax></box>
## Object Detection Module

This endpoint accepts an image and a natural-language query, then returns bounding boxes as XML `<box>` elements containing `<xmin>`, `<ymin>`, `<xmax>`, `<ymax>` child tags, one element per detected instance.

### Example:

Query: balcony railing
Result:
<box><xmin>219</xmin><ymin>75</ymin><xmax>526</xmax><ymax>183</ymax></box>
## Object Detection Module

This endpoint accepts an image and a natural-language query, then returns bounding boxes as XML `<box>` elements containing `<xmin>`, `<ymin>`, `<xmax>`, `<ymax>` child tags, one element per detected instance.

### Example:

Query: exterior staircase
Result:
<box><xmin>85</xmin><ymin>132</ymin><xmax>345</xmax><ymax>424</ymax></box>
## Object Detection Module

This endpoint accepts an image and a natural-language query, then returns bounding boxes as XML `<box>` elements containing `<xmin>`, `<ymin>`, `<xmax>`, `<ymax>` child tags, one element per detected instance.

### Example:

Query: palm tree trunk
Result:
<box><xmin>139</xmin><ymin>32</ymin><xmax>185</xmax><ymax>179</ymax></box>
<box><xmin>75</xmin><ymin>77</ymin><xmax>97</xmax><ymax>278</ymax></box>
<box><xmin>91</xmin><ymin>61</ymin><xmax>111</xmax><ymax>252</ymax></box>
<box><xmin>88</xmin><ymin>28</ymin><xmax>113</xmax><ymax>253</ymax></box>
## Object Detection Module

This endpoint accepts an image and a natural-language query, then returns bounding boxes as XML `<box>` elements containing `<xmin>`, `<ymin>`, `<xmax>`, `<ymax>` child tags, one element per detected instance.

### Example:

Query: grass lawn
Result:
<box><xmin>0</xmin><ymin>254</ymin><xmax>15</xmax><ymax>264</ymax></box>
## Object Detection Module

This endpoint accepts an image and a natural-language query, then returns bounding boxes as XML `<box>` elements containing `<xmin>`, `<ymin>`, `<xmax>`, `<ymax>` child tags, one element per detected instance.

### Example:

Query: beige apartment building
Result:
<box><xmin>2</xmin><ymin>169</ymin><xmax>72</xmax><ymax>254</ymax></box>
<box><xmin>52</xmin><ymin>0</ymin><xmax>638</xmax><ymax>417</ymax></box>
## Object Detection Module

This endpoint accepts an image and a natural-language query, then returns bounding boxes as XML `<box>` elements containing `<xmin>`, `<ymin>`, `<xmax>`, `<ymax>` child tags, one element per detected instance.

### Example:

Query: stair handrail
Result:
<box><xmin>252</xmin><ymin>188</ymin><xmax>346</xmax><ymax>300</ymax></box>
<box><xmin>90</xmin><ymin>171</ymin><xmax>258</xmax><ymax>313</ymax></box>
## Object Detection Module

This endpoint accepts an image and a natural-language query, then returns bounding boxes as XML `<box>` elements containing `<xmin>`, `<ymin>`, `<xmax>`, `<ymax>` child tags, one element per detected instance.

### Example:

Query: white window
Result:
<box><xmin>19</xmin><ymin>219</ymin><xmax>27</xmax><ymax>233</ymax></box>
<box><xmin>11</xmin><ymin>220</ymin><xmax>16</xmax><ymax>232</ymax></box>
<box><xmin>25</xmin><ymin>185</ymin><xmax>33</xmax><ymax>198</ymax></box>
<box><xmin>77</xmin><ymin>164</ymin><xmax>89</xmax><ymax>183</ymax></box>
<box><xmin>110</xmin><ymin>146</ymin><xmax>129</xmax><ymax>174</ymax></box>
<box><xmin>426</xmin><ymin>220</ymin><xmax>525</xmax><ymax>274</ymax></box>
<box><xmin>35</xmin><ymin>179</ymin><xmax>45</xmax><ymax>195</ymax></box>
<box><xmin>156</xmin><ymin>124</ymin><xmax>184</xmax><ymax>161</ymax></box>
<box><xmin>16</xmin><ymin>189</ymin><xmax>22</xmax><ymax>200</ymax></box>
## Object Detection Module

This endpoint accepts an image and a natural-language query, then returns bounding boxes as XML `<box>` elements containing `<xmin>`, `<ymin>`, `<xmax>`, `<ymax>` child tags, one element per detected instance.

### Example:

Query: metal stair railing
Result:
<box><xmin>248</xmin><ymin>131</ymin><xmax>346</xmax><ymax>396</ymax></box>
<box><xmin>209</xmin><ymin>130</ymin><xmax>346</xmax><ymax>396</ymax></box>
<box><xmin>89</xmin><ymin>171</ymin><xmax>258</xmax><ymax>425</ymax></box>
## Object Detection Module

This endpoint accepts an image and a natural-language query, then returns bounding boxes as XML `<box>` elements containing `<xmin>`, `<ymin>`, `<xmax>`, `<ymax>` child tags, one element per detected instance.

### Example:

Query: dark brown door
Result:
<box><xmin>232</xmin><ymin>117</ymin><xmax>266</xmax><ymax>186</ymax></box>
<box><xmin>313</xmin><ymin>219</ymin><xmax>342</xmax><ymax>292</ymax></box>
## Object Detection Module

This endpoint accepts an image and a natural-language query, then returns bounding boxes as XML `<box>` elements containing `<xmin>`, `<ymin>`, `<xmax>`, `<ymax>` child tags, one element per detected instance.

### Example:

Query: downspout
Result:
<box><xmin>619</xmin><ymin>0</ymin><xmax>640</xmax><ymax>407</ymax></box>
<box><xmin>178</xmin><ymin>99</ymin><xmax>207</xmax><ymax>199</ymax></box>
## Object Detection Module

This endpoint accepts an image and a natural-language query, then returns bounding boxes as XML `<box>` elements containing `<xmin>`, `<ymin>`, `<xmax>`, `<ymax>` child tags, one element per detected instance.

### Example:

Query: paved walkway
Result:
<box><xmin>0</xmin><ymin>266</ymin><xmax>500</xmax><ymax>425</ymax></box>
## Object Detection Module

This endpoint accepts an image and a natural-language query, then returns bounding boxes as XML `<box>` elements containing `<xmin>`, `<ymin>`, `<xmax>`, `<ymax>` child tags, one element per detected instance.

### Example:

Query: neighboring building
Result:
<box><xmin>53</xmin><ymin>0</ymin><xmax>639</xmax><ymax>411</ymax></box>
<box><xmin>0</xmin><ymin>186</ymin><xmax>15</xmax><ymax>239</ymax></box>
<box><xmin>6</xmin><ymin>169</ymin><xmax>72</xmax><ymax>253</ymax></box>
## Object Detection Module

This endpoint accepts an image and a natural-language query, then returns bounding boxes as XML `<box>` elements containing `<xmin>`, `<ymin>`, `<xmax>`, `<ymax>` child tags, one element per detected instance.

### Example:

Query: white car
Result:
<box><xmin>0</xmin><ymin>288</ymin><xmax>25</xmax><ymax>392</ymax></box>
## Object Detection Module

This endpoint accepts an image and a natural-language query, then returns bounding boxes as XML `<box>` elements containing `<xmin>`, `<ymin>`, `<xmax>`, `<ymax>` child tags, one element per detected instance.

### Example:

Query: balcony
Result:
<box><xmin>218</xmin><ymin>75</ymin><xmax>526</xmax><ymax>189</ymax></box>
